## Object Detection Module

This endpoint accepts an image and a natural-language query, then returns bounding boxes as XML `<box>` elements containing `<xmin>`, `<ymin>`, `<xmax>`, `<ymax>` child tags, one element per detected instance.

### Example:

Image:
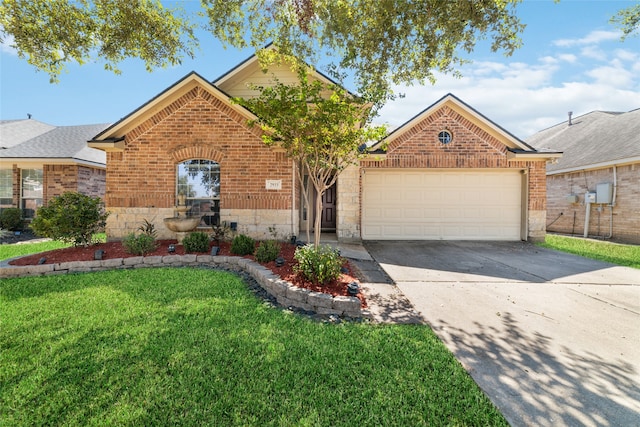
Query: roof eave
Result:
<box><xmin>87</xmin><ymin>137</ymin><xmax>125</xmax><ymax>152</ymax></box>
<box><xmin>507</xmin><ymin>151</ymin><xmax>563</xmax><ymax>162</ymax></box>
<box><xmin>547</xmin><ymin>155</ymin><xmax>640</xmax><ymax>175</ymax></box>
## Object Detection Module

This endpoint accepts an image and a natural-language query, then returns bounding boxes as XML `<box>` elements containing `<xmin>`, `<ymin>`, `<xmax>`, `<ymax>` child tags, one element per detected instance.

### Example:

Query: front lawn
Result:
<box><xmin>538</xmin><ymin>234</ymin><xmax>640</xmax><ymax>269</ymax></box>
<box><xmin>0</xmin><ymin>233</ymin><xmax>106</xmax><ymax>262</ymax></box>
<box><xmin>0</xmin><ymin>268</ymin><xmax>507</xmax><ymax>426</ymax></box>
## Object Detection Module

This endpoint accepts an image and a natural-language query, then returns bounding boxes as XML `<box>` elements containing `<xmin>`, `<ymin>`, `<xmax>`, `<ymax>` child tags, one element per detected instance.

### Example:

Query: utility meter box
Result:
<box><xmin>585</xmin><ymin>192</ymin><xmax>596</xmax><ymax>203</ymax></box>
<box><xmin>596</xmin><ymin>182</ymin><xmax>613</xmax><ymax>204</ymax></box>
<box><xmin>566</xmin><ymin>194</ymin><xmax>579</xmax><ymax>203</ymax></box>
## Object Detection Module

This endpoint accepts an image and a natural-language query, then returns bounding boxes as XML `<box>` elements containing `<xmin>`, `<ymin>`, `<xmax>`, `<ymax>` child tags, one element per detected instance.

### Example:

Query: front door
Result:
<box><xmin>300</xmin><ymin>178</ymin><xmax>337</xmax><ymax>233</ymax></box>
<box><xmin>321</xmin><ymin>183</ymin><xmax>337</xmax><ymax>230</ymax></box>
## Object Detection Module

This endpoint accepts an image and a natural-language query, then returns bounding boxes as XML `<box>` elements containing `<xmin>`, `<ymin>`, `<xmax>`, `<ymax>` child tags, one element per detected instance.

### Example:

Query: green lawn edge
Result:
<box><xmin>537</xmin><ymin>234</ymin><xmax>640</xmax><ymax>269</ymax></box>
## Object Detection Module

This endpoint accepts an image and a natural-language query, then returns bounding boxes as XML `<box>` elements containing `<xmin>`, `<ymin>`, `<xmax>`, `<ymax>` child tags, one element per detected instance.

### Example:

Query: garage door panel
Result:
<box><xmin>363</xmin><ymin>170</ymin><xmax>522</xmax><ymax>240</ymax></box>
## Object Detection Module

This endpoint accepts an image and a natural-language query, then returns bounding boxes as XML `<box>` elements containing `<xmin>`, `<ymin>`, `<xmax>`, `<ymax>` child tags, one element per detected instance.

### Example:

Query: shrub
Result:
<box><xmin>137</xmin><ymin>219</ymin><xmax>158</xmax><ymax>239</ymax></box>
<box><xmin>210</xmin><ymin>221</ymin><xmax>231</xmax><ymax>243</ymax></box>
<box><xmin>231</xmin><ymin>234</ymin><xmax>255</xmax><ymax>256</ymax></box>
<box><xmin>294</xmin><ymin>244</ymin><xmax>343</xmax><ymax>285</ymax></box>
<box><xmin>30</xmin><ymin>192</ymin><xmax>109</xmax><ymax>247</ymax></box>
<box><xmin>182</xmin><ymin>231</ymin><xmax>210</xmax><ymax>253</ymax></box>
<box><xmin>122</xmin><ymin>233</ymin><xmax>157</xmax><ymax>255</ymax></box>
<box><xmin>255</xmin><ymin>240</ymin><xmax>281</xmax><ymax>263</ymax></box>
<box><xmin>0</xmin><ymin>208</ymin><xmax>23</xmax><ymax>231</ymax></box>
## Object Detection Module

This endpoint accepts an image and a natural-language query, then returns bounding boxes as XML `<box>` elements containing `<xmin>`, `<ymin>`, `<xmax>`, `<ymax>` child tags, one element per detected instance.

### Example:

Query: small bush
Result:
<box><xmin>255</xmin><ymin>240</ymin><xmax>281</xmax><ymax>263</ymax></box>
<box><xmin>183</xmin><ymin>232</ymin><xmax>210</xmax><ymax>253</ymax></box>
<box><xmin>0</xmin><ymin>208</ymin><xmax>23</xmax><ymax>231</ymax></box>
<box><xmin>210</xmin><ymin>222</ymin><xmax>231</xmax><ymax>243</ymax></box>
<box><xmin>137</xmin><ymin>219</ymin><xmax>158</xmax><ymax>239</ymax></box>
<box><xmin>231</xmin><ymin>234</ymin><xmax>255</xmax><ymax>256</ymax></box>
<box><xmin>30</xmin><ymin>192</ymin><xmax>109</xmax><ymax>247</ymax></box>
<box><xmin>122</xmin><ymin>233</ymin><xmax>157</xmax><ymax>256</ymax></box>
<box><xmin>294</xmin><ymin>244</ymin><xmax>343</xmax><ymax>285</ymax></box>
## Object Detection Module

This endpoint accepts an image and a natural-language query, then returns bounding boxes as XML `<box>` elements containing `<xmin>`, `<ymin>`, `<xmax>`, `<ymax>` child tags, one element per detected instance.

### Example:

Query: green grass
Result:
<box><xmin>538</xmin><ymin>234</ymin><xmax>640</xmax><ymax>269</ymax></box>
<box><xmin>0</xmin><ymin>233</ymin><xmax>106</xmax><ymax>261</ymax></box>
<box><xmin>1</xmin><ymin>268</ymin><xmax>507</xmax><ymax>426</ymax></box>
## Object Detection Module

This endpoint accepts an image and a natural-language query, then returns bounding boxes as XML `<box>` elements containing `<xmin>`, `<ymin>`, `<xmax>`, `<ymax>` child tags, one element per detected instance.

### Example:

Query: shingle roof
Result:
<box><xmin>526</xmin><ymin>108</ymin><xmax>640</xmax><ymax>172</ymax></box>
<box><xmin>0</xmin><ymin>119</ymin><xmax>56</xmax><ymax>148</ymax></box>
<box><xmin>0</xmin><ymin>121</ymin><xmax>109</xmax><ymax>166</ymax></box>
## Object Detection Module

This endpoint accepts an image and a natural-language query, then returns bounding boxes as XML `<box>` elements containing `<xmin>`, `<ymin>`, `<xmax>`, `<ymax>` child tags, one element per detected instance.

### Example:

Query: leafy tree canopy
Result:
<box><xmin>0</xmin><ymin>0</ymin><xmax>197</xmax><ymax>82</ymax></box>
<box><xmin>205</xmin><ymin>0</ymin><xmax>526</xmax><ymax>108</ymax></box>
<box><xmin>610</xmin><ymin>3</ymin><xmax>640</xmax><ymax>40</ymax></box>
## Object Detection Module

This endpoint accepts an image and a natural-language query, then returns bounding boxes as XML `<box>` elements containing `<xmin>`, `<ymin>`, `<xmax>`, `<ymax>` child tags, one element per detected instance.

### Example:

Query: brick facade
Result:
<box><xmin>5</xmin><ymin>163</ymin><xmax>105</xmax><ymax>211</ymax></box>
<box><xmin>546</xmin><ymin>163</ymin><xmax>640</xmax><ymax>244</ymax></box>
<box><xmin>359</xmin><ymin>104</ymin><xmax>549</xmax><ymax>241</ymax></box>
<box><xmin>43</xmin><ymin>165</ymin><xmax>106</xmax><ymax>205</ymax></box>
<box><xmin>103</xmin><ymin>85</ymin><xmax>296</xmax><ymax>240</ymax></box>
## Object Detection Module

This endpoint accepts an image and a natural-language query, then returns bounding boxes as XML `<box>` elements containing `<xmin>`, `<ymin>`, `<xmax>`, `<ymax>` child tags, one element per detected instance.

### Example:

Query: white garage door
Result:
<box><xmin>362</xmin><ymin>169</ymin><xmax>523</xmax><ymax>240</ymax></box>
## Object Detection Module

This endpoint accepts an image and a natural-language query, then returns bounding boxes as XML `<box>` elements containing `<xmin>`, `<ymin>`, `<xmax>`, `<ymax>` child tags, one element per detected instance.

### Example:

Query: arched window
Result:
<box><xmin>176</xmin><ymin>160</ymin><xmax>220</xmax><ymax>225</ymax></box>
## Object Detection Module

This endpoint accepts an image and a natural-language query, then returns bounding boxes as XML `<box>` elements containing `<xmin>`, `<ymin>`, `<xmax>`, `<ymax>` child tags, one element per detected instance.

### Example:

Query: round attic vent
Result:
<box><xmin>438</xmin><ymin>130</ymin><xmax>452</xmax><ymax>144</ymax></box>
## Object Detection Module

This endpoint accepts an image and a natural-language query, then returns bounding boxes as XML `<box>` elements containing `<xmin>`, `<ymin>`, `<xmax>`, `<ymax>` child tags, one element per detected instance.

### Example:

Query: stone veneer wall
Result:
<box><xmin>0</xmin><ymin>255</ymin><xmax>362</xmax><ymax>318</ymax></box>
<box><xmin>336</xmin><ymin>165</ymin><xmax>361</xmax><ymax>241</ymax></box>
<box><xmin>105</xmin><ymin>207</ymin><xmax>296</xmax><ymax>241</ymax></box>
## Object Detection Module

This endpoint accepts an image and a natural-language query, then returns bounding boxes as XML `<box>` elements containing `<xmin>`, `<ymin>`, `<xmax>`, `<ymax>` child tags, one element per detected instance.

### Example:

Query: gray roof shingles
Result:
<box><xmin>526</xmin><ymin>108</ymin><xmax>640</xmax><ymax>172</ymax></box>
<box><xmin>0</xmin><ymin>120</ymin><xmax>109</xmax><ymax>166</ymax></box>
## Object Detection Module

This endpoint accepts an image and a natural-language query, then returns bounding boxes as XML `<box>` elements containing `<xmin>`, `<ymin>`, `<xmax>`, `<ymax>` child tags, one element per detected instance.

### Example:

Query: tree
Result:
<box><xmin>0</xmin><ymin>0</ymin><xmax>197</xmax><ymax>82</ymax></box>
<box><xmin>235</xmin><ymin>58</ymin><xmax>385</xmax><ymax>247</ymax></box>
<box><xmin>205</xmin><ymin>0</ymin><xmax>526</xmax><ymax>109</ymax></box>
<box><xmin>610</xmin><ymin>3</ymin><xmax>640</xmax><ymax>40</ymax></box>
<box><xmin>2</xmin><ymin>0</ymin><xmax>525</xmax><ymax>104</ymax></box>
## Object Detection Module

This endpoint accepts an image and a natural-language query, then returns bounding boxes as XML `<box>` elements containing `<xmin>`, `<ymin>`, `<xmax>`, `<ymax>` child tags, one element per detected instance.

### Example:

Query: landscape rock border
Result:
<box><xmin>0</xmin><ymin>254</ymin><xmax>363</xmax><ymax>318</ymax></box>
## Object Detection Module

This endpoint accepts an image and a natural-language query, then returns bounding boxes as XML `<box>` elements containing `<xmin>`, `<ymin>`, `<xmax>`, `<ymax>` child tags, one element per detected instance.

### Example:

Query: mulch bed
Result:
<box><xmin>9</xmin><ymin>239</ymin><xmax>366</xmax><ymax>308</ymax></box>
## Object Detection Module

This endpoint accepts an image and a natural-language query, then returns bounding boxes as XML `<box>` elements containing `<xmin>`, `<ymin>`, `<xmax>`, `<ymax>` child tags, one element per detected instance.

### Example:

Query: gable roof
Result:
<box><xmin>371</xmin><ymin>93</ymin><xmax>560</xmax><ymax>160</ymax></box>
<box><xmin>90</xmin><ymin>71</ymin><xmax>257</xmax><ymax>149</ymax></box>
<box><xmin>526</xmin><ymin>108</ymin><xmax>640</xmax><ymax>174</ymax></box>
<box><xmin>0</xmin><ymin>121</ymin><xmax>108</xmax><ymax>167</ymax></box>
<box><xmin>214</xmin><ymin>44</ymin><xmax>352</xmax><ymax>97</ymax></box>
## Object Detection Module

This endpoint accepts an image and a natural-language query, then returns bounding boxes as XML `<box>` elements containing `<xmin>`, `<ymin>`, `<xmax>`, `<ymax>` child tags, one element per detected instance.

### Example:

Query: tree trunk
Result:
<box><xmin>313</xmin><ymin>187</ymin><xmax>323</xmax><ymax>247</ymax></box>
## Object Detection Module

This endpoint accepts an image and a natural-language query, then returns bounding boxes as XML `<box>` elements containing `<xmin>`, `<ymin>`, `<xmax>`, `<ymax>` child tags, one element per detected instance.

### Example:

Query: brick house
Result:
<box><xmin>89</xmin><ymin>53</ymin><xmax>560</xmax><ymax>242</ymax></box>
<box><xmin>0</xmin><ymin>119</ymin><xmax>108</xmax><ymax>220</ymax></box>
<box><xmin>527</xmin><ymin>109</ymin><xmax>640</xmax><ymax>244</ymax></box>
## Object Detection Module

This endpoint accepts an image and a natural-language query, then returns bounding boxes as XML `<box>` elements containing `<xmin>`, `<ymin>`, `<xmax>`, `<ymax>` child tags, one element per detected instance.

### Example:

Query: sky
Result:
<box><xmin>0</xmin><ymin>0</ymin><xmax>638</xmax><ymax>140</ymax></box>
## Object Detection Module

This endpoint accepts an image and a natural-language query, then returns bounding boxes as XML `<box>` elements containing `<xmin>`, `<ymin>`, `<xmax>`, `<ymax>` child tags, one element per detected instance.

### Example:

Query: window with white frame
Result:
<box><xmin>21</xmin><ymin>168</ymin><xmax>43</xmax><ymax>218</ymax></box>
<box><xmin>176</xmin><ymin>160</ymin><xmax>220</xmax><ymax>226</ymax></box>
<box><xmin>0</xmin><ymin>168</ymin><xmax>12</xmax><ymax>208</ymax></box>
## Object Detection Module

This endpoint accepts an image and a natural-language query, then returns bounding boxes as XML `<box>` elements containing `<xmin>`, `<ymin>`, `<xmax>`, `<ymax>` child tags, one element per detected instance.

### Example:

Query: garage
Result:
<box><xmin>362</xmin><ymin>169</ymin><xmax>524</xmax><ymax>240</ymax></box>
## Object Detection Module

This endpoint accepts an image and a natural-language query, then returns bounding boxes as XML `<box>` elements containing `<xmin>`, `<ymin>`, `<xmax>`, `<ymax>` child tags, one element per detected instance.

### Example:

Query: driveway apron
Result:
<box><xmin>365</xmin><ymin>241</ymin><xmax>640</xmax><ymax>427</ymax></box>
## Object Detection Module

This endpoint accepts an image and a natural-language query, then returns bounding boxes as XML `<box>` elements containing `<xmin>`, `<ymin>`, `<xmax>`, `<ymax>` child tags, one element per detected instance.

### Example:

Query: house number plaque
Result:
<box><xmin>265</xmin><ymin>179</ymin><xmax>282</xmax><ymax>190</ymax></box>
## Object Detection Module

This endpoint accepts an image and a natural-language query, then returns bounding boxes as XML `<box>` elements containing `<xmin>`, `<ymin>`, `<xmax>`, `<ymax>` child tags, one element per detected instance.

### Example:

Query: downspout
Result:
<box><xmin>607</xmin><ymin>165</ymin><xmax>617</xmax><ymax>239</ymax></box>
<box><xmin>584</xmin><ymin>195</ymin><xmax>591</xmax><ymax>238</ymax></box>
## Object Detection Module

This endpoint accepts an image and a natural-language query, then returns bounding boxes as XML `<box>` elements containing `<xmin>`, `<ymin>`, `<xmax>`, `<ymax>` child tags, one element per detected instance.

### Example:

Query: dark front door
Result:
<box><xmin>321</xmin><ymin>183</ymin><xmax>337</xmax><ymax>230</ymax></box>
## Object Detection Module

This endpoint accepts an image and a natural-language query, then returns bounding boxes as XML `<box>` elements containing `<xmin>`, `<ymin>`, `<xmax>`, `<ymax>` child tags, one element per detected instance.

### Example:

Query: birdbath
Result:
<box><xmin>163</xmin><ymin>194</ymin><xmax>201</xmax><ymax>242</ymax></box>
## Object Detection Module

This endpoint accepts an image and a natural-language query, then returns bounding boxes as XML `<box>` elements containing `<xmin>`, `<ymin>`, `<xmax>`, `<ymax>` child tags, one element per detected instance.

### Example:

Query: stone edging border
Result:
<box><xmin>0</xmin><ymin>254</ymin><xmax>363</xmax><ymax>318</ymax></box>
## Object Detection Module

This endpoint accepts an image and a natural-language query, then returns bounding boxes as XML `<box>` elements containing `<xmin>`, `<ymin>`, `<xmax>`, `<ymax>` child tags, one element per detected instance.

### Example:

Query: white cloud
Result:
<box><xmin>580</xmin><ymin>46</ymin><xmax>607</xmax><ymax>61</ymax></box>
<box><xmin>377</xmin><ymin>49</ymin><xmax>639</xmax><ymax>139</ymax></box>
<box><xmin>553</xmin><ymin>30</ymin><xmax>620</xmax><ymax>47</ymax></box>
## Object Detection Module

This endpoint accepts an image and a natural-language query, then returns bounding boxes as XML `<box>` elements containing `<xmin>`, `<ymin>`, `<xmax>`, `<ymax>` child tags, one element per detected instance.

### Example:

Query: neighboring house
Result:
<box><xmin>88</xmin><ymin>52</ymin><xmax>561</xmax><ymax>242</ymax></box>
<box><xmin>527</xmin><ymin>109</ymin><xmax>640</xmax><ymax>244</ymax></box>
<box><xmin>0</xmin><ymin>119</ymin><xmax>109</xmax><ymax>219</ymax></box>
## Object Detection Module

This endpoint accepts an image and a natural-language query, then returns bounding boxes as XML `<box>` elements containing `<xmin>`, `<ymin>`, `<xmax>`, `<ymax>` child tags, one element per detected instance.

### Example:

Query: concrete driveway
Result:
<box><xmin>364</xmin><ymin>241</ymin><xmax>640</xmax><ymax>427</ymax></box>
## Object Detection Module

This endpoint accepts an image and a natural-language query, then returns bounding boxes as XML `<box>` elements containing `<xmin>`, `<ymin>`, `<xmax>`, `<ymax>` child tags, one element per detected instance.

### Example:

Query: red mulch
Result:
<box><xmin>10</xmin><ymin>240</ymin><xmax>366</xmax><ymax>308</ymax></box>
